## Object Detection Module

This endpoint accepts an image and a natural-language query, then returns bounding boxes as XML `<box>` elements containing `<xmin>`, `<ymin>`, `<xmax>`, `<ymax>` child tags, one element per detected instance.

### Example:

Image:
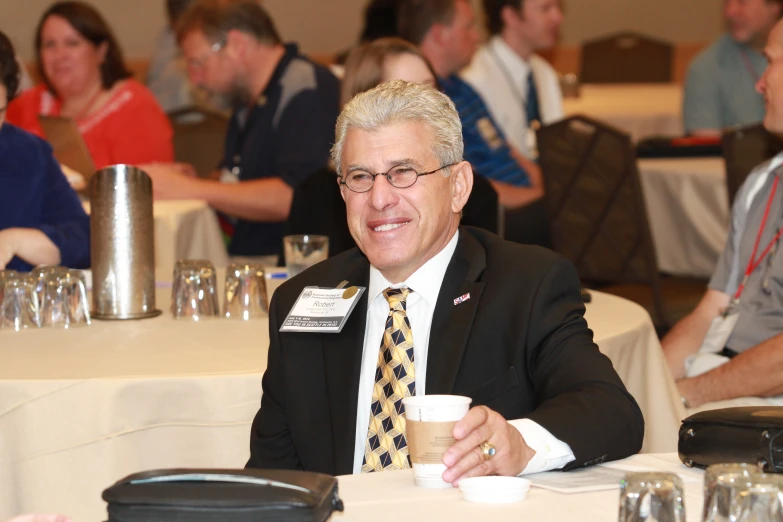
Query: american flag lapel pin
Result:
<box><xmin>453</xmin><ymin>293</ymin><xmax>471</xmax><ymax>306</ymax></box>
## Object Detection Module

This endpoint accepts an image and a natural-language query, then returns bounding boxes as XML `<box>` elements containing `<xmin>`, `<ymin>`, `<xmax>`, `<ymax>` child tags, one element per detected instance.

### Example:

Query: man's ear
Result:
<box><xmin>500</xmin><ymin>4</ymin><xmax>522</xmax><ymax>29</ymax></box>
<box><xmin>224</xmin><ymin>29</ymin><xmax>247</xmax><ymax>59</ymax></box>
<box><xmin>338</xmin><ymin>176</ymin><xmax>347</xmax><ymax>202</ymax></box>
<box><xmin>450</xmin><ymin>161</ymin><xmax>473</xmax><ymax>214</ymax></box>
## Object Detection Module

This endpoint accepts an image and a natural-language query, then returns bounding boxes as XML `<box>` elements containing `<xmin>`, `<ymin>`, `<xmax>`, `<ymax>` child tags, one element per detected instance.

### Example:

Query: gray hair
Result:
<box><xmin>331</xmin><ymin>80</ymin><xmax>464</xmax><ymax>175</ymax></box>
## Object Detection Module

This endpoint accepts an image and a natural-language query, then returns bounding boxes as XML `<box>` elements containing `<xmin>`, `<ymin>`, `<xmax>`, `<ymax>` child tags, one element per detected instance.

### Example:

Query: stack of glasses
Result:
<box><xmin>171</xmin><ymin>260</ymin><xmax>269</xmax><ymax>321</ymax></box>
<box><xmin>618</xmin><ymin>463</ymin><xmax>783</xmax><ymax>522</ymax></box>
<box><xmin>0</xmin><ymin>266</ymin><xmax>91</xmax><ymax>331</ymax></box>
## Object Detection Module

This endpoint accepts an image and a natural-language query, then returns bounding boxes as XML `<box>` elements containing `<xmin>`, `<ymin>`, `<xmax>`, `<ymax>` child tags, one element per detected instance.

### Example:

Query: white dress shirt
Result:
<box><xmin>352</xmin><ymin>230</ymin><xmax>575</xmax><ymax>474</ymax></box>
<box><xmin>461</xmin><ymin>36</ymin><xmax>564</xmax><ymax>157</ymax></box>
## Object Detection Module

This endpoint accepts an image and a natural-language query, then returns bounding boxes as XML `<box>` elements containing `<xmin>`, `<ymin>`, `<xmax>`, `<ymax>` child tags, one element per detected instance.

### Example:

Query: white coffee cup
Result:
<box><xmin>403</xmin><ymin>395</ymin><xmax>472</xmax><ymax>488</ymax></box>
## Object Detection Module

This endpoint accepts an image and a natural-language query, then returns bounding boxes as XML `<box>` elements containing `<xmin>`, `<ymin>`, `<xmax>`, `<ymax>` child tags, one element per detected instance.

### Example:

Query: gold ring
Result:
<box><xmin>479</xmin><ymin>441</ymin><xmax>496</xmax><ymax>460</ymax></box>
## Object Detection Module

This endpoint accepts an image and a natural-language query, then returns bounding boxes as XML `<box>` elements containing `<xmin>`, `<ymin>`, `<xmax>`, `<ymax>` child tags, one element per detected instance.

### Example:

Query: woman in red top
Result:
<box><xmin>7</xmin><ymin>1</ymin><xmax>173</xmax><ymax>170</ymax></box>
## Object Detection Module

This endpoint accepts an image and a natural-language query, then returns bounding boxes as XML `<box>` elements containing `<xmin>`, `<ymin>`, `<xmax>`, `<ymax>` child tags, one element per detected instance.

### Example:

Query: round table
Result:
<box><xmin>563</xmin><ymin>83</ymin><xmax>683</xmax><ymax>142</ymax></box>
<box><xmin>334</xmin><ymin>453</ymin><xmax>704</xmax><ymax>522</ymax></box>
<box><xmin>0</xmin><ymin>286</ymin><xmax>681</xmax><ymax>521</ymax></box>
<box><xmin>638</xmin><ymin>157</ymin><xmax>728</xmax><ymax>278</ymax></box>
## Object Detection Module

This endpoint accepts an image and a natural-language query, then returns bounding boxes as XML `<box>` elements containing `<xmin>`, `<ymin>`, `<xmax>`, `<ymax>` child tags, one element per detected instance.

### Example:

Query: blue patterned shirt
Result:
<box><xmin>440</xmin><ymin>75</ymin><xmax>531</xmax><ymax>187</ymax></box>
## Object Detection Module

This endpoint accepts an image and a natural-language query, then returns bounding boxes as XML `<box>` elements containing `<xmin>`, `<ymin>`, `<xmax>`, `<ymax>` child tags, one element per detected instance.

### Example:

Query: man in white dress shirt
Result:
<box><xmin>246</xmin><ymin>80</ymin><xmax>644</xmax><ymax>482</ymax></box>
<box><xmin>461</xmin><ymin>0</ymin><xmax>564</xmax><ymax>157</ymax></box>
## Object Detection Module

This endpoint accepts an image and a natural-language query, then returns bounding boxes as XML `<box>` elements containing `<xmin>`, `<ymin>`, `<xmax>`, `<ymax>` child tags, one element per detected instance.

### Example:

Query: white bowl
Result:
<box><xmin>459</xmin><ymin>476</ymin><xmax>531</xmax><ymax>504</ymax></box>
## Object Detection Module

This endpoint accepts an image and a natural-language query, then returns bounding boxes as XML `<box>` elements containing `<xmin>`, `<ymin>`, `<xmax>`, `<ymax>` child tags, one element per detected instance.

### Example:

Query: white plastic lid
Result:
<box><xmin>459</xmin><ymin>476</ymin><xmax>531</xmax><ymax>504</ymax></box>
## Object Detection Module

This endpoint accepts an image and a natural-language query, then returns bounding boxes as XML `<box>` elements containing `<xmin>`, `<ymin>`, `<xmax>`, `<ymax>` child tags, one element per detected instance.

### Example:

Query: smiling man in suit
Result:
<box><xmin>247</xmin><ymin>80</ymin><xmax>643</xmax><ymax>483</ymax></box>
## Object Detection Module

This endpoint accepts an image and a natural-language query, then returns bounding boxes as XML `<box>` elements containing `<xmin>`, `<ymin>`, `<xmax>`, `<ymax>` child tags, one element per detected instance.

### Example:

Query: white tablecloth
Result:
<box><xmin>563</xmin><ymin>84</ymin><xmax>683</xmax><ymax>142</ymax></box>
<box><xmin>584</xmin><ymin>291</ymin><xmax>684</xmax><ymax>454</ymax></box>
<box><xmin>83</xmin><ymin>200</ymin><xmax>229</xmax><ymax>272</ymax></box>
<box><xmin>0</xmin><ymin>287</ymin><xmax>681</xmax><ymax>521</ymax></box>
<box><xmin>334</xmin><ymin>453</ymin><xmax>704</xmax><ymax>522</ymax></box>
<box><xmin>638</xmin><ymin>158</ymin><xmax>729</xmax><ymax>278</ymax></box>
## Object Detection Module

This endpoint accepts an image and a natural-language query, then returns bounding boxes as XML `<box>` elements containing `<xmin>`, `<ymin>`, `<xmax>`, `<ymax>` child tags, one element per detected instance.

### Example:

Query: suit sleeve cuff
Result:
<box><xmin>508</xmin><ymin>418</ymin><xmax>575</xmax><ymax>474</ymax></box>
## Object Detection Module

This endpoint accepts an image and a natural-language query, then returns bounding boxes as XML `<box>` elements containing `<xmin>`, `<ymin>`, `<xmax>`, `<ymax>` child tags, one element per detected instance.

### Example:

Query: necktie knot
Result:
<box><xmin>383</xmin><ymin>287</ymin><xmax>412</xmax><ymax>312</ymax></box>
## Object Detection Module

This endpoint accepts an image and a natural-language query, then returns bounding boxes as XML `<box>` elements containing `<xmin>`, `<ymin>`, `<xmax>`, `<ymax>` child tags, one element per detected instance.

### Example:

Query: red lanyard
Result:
<box><xmin>734</xmin><ymin>176</ymin><xmax>782</xmax><ymax>300</ymax></box>
<box><xmin>739</xmin><ymin>48</ymin><xmax>761</xmax><ymax>84</ymax></box>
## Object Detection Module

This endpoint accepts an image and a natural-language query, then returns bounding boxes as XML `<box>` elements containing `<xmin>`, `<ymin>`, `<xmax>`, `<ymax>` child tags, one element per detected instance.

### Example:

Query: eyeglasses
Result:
<box><xmin>339</xmin><ymin>163</ymin><xmax>457</xmax><ymax>193</ymax></box>
<box><xmin>186</xmin><ymin>40</ymin><xmax>224</xmax><ymax>71</ymax></box>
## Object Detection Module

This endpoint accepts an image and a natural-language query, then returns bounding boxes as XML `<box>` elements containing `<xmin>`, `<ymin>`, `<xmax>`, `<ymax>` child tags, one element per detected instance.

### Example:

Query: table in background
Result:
<box><xmin>335</xmin><ymin>453</ymin><xmax>704</xmax><ymax>522</ymax></box>
<box><xmin>638</xmin><ymin>157</ymin><xmax>729</xmax><ymax>278</ymax></box>
<box><xmin>0</xmin><ymin>287</ymin><xmax>681</xmax><ymax>521</ymax></box>
<box><xmin>83</xmin><ymin>200</ymin><xmax>229</xmax><ymax>272</ymax></box>
<box><xmin>563</xmin><ymin>83</ymin><xmax>683</xmax><ymax>142</ymax></box>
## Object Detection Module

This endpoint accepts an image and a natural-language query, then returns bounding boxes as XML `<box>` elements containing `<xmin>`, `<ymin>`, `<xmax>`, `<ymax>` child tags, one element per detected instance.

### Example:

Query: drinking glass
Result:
<box><xmin>0</xmin><ymin>270</ymin><xmax>41</xmax><ymax>331</ymax></box>
<box><xmin>706</xmin><ymin>470</ymin><xmax>783</xmax><ymax>522</ymax></box>
<box><xmin>170</xmin><ymin>260</ymin><xmax>219</xmax><ymax>320</ymax></box>
<box><xmin>224</xmin><ymin>263</ymin><xmax>268</xmax><ymax>320</ymax></box>
<box><xmin>618</xmin><ymin>472</ymin><xmax>686</xmax><ymax>522</ymax></box>
<box><xmin>703</xmin><ymin>463</ymin><xmax>757</xmax><ymax>522</ymax></box>
<box><xmin>40</xmin><ymin>269</ymin><xmax>91</xmax><ymax>328</ymax></box>
<box><xmin>283</xmin><ymin>235</ymin><xmax>329</xmax><ymax>277</ymax></box>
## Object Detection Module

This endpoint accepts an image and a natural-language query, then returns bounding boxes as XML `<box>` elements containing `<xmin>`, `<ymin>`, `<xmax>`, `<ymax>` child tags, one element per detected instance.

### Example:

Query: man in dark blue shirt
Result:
<box><xmin>147</xmin><ymin>0</ymin><xmax>340</xmax><ymax>259</ymax></box>
<box><xmin>397</xmin><ymin>0</ymin><xmax>550</xmax><ymax>246</ymax></box>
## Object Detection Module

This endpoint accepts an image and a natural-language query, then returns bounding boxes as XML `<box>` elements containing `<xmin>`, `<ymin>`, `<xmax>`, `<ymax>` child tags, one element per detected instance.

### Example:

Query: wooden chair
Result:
<box><xmin>722</xmin><ymin>123</ymin><xmax>783</xmax><ymax>205</ymax></box>
<box><xmin>168</xmin><ymin>106</ymin><xmax>229</xmax><ymax>178</ymax></box>
<box><xmin>537</xmin><ymin>115</ymin><xmax>704</xmax><ymax>330</ymax></box>
<box><xmin>580</xmin><ymin>31</ymin><xmax>673</xmax><ymax>84</ymax></box>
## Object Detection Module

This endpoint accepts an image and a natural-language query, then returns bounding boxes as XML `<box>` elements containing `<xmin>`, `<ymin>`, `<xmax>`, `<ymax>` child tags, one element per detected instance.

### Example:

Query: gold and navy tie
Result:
<box><xmin>361</xmin><ymin>287</ymin><xmax>416</xmax><ymax>472</ymax></box>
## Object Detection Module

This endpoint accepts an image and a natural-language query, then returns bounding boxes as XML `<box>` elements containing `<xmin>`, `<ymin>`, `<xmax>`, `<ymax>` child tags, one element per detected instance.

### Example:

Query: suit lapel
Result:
<box><xmin>426</xmin><ymin>230</ymin><xmax>487</xmax><ymax>395</ymax></box>
<box><xmin>322</xmin><ymin>256</ymin><xmax>370</xmax><ymax>475</ymax></box>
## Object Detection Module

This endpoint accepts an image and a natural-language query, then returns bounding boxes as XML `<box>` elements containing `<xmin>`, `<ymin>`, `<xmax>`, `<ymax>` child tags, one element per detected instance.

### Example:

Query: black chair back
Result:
<box><xmin>722</xmin><ymin>123</ymin><xmax>783</xmax><ymax>205</ymax></box>
<box><xmin>537</xmin><ymin>114</ymin><xmax>668</xmax><ymax>325</ymax></box>
<box><xmin>580</xmin><ymin>31</ymin><xmax>673</xmax><ymax>84</ymax></box>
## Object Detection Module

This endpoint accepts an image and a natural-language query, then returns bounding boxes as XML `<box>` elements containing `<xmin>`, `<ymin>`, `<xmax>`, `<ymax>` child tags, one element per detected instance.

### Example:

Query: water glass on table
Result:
<box><xmin>224</xmin><ymin>263</ymin><xmax>268</xmax><ymax>320</ymax></box>
<box><xmin>618</xmin><ymin>472</ymin><xmax>686</xmax><ymax>522</ymax></box>
<box><xmin>171</xmin><ymin>260</ymin><xmax>220</xmax><ymax>320</ymax></box>
<box><xmin>283</xmin><ymin>235</ymin><xmax>329</xmax><ymax>277</ymax></box>
<box><xmin>40</xmin><ymin>268</ymin><xmax>91</xmax><ymax>328</ymax></box>
<box><xmin>0</xmin><ymin>270</ymin><xmax>40</xmax><ymax>331</ymax></box>
<box><xmin>703</xmin><ymin>463</ymin><xmax>757</xmax><ymax>521</ymax></box>
<box><xmin>705</xmin><ymin>468</ymin><xmax>783</xmax><ymax>522</ymax></box>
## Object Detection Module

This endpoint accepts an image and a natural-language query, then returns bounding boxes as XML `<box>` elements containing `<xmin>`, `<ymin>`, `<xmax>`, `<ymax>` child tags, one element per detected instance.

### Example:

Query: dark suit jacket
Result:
<box><xmin>247</xmin><ymin>227</ymin><xmax>644</xmax><ymax>475</ymax></box>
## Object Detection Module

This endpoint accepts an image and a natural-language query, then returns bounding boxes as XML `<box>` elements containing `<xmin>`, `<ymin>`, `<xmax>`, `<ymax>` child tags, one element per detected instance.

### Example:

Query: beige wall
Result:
<box><xmin>1</xmin><ymin>0</ymin><xmax>723</xmax><ymax>61</ymax></box>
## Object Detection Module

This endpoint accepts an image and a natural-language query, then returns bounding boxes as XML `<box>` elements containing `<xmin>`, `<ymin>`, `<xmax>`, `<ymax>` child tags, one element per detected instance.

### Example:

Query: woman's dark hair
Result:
<box><xmin>0</xmin><ymin>31</ymin><xmax>21</xmax><ymax>102</ymax></box>
<box><xmin>35</xmin><ymin>1</ymin><xmax>131</xmax><ymax>94</ymax></box>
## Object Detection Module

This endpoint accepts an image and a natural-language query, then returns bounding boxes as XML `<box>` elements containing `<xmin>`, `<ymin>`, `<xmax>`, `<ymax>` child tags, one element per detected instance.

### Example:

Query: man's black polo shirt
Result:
<box><xmin>221</xmin><ymin>43</ymin><xmax>340</xmax><ymax>257</ymax></box>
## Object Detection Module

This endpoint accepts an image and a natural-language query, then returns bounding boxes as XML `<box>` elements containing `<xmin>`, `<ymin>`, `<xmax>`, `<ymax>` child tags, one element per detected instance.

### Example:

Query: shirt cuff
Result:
<box><xmin>507</xmin><ymin>418</ymin><xmax>575</xmax><ymax>474</ymax></box>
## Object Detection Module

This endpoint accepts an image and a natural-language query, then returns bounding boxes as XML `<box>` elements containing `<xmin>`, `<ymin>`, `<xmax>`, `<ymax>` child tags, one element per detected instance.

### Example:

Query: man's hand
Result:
<box><xmin>441</xmin><ymin>406</ymin><xmax>535</xmax><ymax>485</ymax></box>
<box><xmin>0</xmin><ymin>229</ymin><xmax>21</xmax><ymax>269</ymax></box>
<box><xmin>141</xmin><ymin>163</ymin><xmax>202</xmax><ymax>199</ymax></box>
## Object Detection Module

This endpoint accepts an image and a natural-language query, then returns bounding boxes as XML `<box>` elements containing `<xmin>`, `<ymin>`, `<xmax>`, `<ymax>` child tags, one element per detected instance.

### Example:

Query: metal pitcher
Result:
<box><xmin>89</xmin><ymin>164</ymin><xmax>161</xmax><ymax>320</ymax></box>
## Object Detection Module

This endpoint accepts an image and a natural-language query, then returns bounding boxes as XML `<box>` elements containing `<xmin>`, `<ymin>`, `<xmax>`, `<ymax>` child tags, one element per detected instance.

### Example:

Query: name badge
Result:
<box><xmin>685</xmin><ymin>306</ymin><xmax>740</xmax><ymax>378</ymax></box>
<box><xmin>280</xmin><ymin>285</ymin><xmax>366</xmax><ymax>333</ymax></box>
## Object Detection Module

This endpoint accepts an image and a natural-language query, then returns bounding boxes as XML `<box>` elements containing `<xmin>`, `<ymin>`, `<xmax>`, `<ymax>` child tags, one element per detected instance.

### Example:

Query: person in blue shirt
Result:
<box><xmin>396</xmin><ymin>0</ymin><xmax>543</xmax><ymax>211</ymax></box>
<box><xmin>397</xmin><ymin>0</ymin><xmax>550</xmax><ymax>247</ymax></box>
<box><xmin>0</xmin><ymin>31</ymin><xmax>90</xmax><ymax>272</ymax></box>
<box><xmin>684</xmin><ymin>0</ymin><xmax>782</xmax><ymax>136</ymax></box>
